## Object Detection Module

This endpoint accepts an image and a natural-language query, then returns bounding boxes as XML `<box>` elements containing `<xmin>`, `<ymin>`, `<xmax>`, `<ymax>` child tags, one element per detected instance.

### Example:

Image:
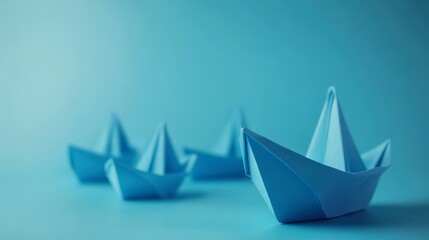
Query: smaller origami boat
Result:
<box><xmin>184</xmin><ymin>111</ymin><xmax>245</xmax><ymax>180</ymax></box>
<box><xmin>69</xmin><ymin>115</ymin><xmax>138</xmax><ymax>182</ymax></box>
<box><xmin>105</xmin><ymin>123</ymin><xmax>196</xmax><ymax>200</ymax></box>
<box><xmin>240</xmin><ymin>87</ymin><xmax>391</xmax><ymax>223</ymax></box>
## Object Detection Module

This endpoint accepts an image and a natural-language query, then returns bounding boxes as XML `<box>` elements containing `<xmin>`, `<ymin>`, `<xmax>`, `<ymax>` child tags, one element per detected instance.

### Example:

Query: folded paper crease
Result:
<box><xmin>69</xmin><ymin>115</ymin><xmax>137</xmax><ymax>182</ymax></box>
<box><xmin>184</xmin><ymin>110</ymin><xmax>246</xmax><ymax>180</ymax></box>
<box><xmin>105</xmin><ymin>123</ymin><xmax>195</xmax><ymax>200</ymax></box>
<box><xmin>240</xmin><ymin>87</ymin><xmax>390</xmax><ymax>223</ymax></box>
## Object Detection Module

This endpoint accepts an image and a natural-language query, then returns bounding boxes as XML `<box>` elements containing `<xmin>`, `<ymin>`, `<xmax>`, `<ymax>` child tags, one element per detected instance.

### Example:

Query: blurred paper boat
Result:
<box><xmin>240</xmin><ymin>87</ymin><xmax>391</xmax><ymax>223</ymax></box>
<box><xmin>184</xmin><ymin>111</ymin><xmax>245</xmax><ymax>180</ymax></box>
<box><xmin>105</xmin><ymin>124</ymin><xmax>196</xmax><ymax>200</ymax></box>
<box><xmin>69</xmin><ymin>115</ymin><xmax>138</xmax><ymax>182</ymax></box>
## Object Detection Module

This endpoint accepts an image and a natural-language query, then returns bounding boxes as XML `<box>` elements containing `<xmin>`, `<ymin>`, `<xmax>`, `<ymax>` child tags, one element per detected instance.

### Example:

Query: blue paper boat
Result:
<box><xmin>184</xmin><ymin>111</ymin><xmax>246</xmax><ymax>180</ymax></box>
<box><xmin>69</xmin><ymin>115</ymin><xmax>138</xmax><ymax>182</ymax></box>
<box><xmin>105</xmin><ymin>123</ymin><xmax>196</xmax><ymax>200</ymax></box>
<box><xmin>239</xmin><ymin>87</ymin><xmax>391</xmax><ymax>223</ymax></box>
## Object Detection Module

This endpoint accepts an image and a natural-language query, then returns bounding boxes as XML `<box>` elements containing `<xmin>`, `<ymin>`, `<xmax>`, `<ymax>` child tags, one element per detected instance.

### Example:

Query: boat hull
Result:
<box><xmin>69</xmin><ymin>145</ymin><xmax>138</xmax><ymax>183</ymax></box>
<box><xmin>69</xmin><ymin>146</ymin><xmax>110</xmax><ymax>182</ymax></box>
<box><xmin>240</xmin><ymin>128</ymin><xmax>389</xmax><ymax>223</ymax></box>
<box><xmin>105</xmin><ymin>159</ymin><xmax>188</xmax><ymax>200</ymax></box>
<box><xmin>184</xmin><ymin>148</ymin><xmax>245</xmax><ymax>180</ymax></box>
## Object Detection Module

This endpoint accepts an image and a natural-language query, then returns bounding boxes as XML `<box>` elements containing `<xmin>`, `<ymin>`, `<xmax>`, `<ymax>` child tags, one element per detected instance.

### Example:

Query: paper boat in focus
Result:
<box><xmin>69</xmin><ymin>115</ymin><xmax>138</xmax><ymax>182</ymax></box>
<box><xmin>240</xmin><ymin>87</ymin><xmax>391</xmax><ymax>223</ymax></box>
<box><xmin>184</xmin><ymin>111</ymin><xmax>245</xmax><ymax>180</ymax></box>
<box><xmin>105</xmin><ymin>123</ymin><xmax>196</xmax><ymax>200</ymax></box>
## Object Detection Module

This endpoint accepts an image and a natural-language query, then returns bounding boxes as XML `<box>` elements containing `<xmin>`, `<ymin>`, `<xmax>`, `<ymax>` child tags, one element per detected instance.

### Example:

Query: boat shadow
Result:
<box><xmin>252</xmin><ymin>202</ymin><xmax>429</xmax><ymax>239</ymax></box>
<box><xmin>295</xmin><ymin>201</ymin><xmax>429</xmax><ymax>229</ymax></box>
<box><xmin>125</xmin><ymin>190</ymin><xmax>207</xmax><ymax>202</ymax></box>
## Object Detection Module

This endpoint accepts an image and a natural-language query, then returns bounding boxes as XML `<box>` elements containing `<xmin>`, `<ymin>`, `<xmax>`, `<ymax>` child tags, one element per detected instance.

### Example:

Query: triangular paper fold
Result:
<box><xmin>105</xmin><ymin>123</ymin><xmax>195</xmax><ymax>199</ymax></box>
<box><xmin>69</xmin><ymin>115</ymin><xmax>137</xmax><ymax>182</ymax></box>
<box><xmin>240</xmin><ymin>87</ymin><xmax>390</xmax><ymax>223</ymax></box>
<box><xmin>184</xmin><ymin>110</ymin><xmax>246</xmax><ymax>180</ymax></box>
<box><xmin>306</xmin><ymin>87</ymin><xmax>366</xmax><ymax>172</ymax></box>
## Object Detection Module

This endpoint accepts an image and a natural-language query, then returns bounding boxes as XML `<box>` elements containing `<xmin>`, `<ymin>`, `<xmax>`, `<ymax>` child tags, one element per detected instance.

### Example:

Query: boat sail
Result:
<box><xmin>105</xmin><ymin>123</ymin><xmax>195</xmax><ymax>199</ymax></box>
<box><xmin>69</xmin><ymin>115</ymin><xmax>137</xmax><ymax>182</ymax></box>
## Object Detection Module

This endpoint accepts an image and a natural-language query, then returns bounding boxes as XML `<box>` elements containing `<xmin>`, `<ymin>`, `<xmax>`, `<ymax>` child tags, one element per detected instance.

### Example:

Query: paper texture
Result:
<box><xmin>240</xmin><ymin>87</ymin><xmax>390</xmax><ymax>223</ymax></box>
<box><xmin>185</xmin><ymin>111</ymin><xmax>245</xmax><ymax>180</ymax></box>
<box><xmin>105</xmin><ymin>123</ymin><xmax>195</xmax><ymax>199</ymax></box>
<box><xmin>69</xmin><ymin>115</ymin><xmax>137</xmax><ymax>182</ymax></box>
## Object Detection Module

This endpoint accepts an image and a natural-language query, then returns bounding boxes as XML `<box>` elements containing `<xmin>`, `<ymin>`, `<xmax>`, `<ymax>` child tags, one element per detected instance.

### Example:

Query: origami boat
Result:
<box><xmin>240</xmin><ymin>87</ymin><xmax>391</xmax><ymax>223</ymax></box>
<box><xmin>184</xmin><ymin>111</ymin><xmax>246</xmax><ymax>180</ymax></box>
<box><xmin>69</xmin><ymin>115</ymin><xmax>138</xmax><ymax>182</ymax></box>
<box><xmin>105</xmin><ymin>124</ymin><xmax>196</xmax><ymax>200</ymax></box>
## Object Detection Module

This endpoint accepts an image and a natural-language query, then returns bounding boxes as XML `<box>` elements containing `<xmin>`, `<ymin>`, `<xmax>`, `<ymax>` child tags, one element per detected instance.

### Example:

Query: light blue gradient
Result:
<box><xmin>0</xmin><ymin>0</ymin><xmax>428</xmax><ymax>239</ymax></box>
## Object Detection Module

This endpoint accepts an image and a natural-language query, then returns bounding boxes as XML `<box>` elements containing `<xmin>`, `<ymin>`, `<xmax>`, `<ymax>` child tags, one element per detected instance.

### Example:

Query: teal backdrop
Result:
<box><xmin>1</xmin><ymin>0</ymin><xmax>428</xmax><ymax>239</ymax></box>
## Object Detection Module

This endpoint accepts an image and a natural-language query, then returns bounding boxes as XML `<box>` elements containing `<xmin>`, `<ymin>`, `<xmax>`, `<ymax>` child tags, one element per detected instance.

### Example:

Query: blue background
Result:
<box><xmin>1</xmin><ymin>0</ymin><xmax>428</xmax><ymax>239</ymax></box>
